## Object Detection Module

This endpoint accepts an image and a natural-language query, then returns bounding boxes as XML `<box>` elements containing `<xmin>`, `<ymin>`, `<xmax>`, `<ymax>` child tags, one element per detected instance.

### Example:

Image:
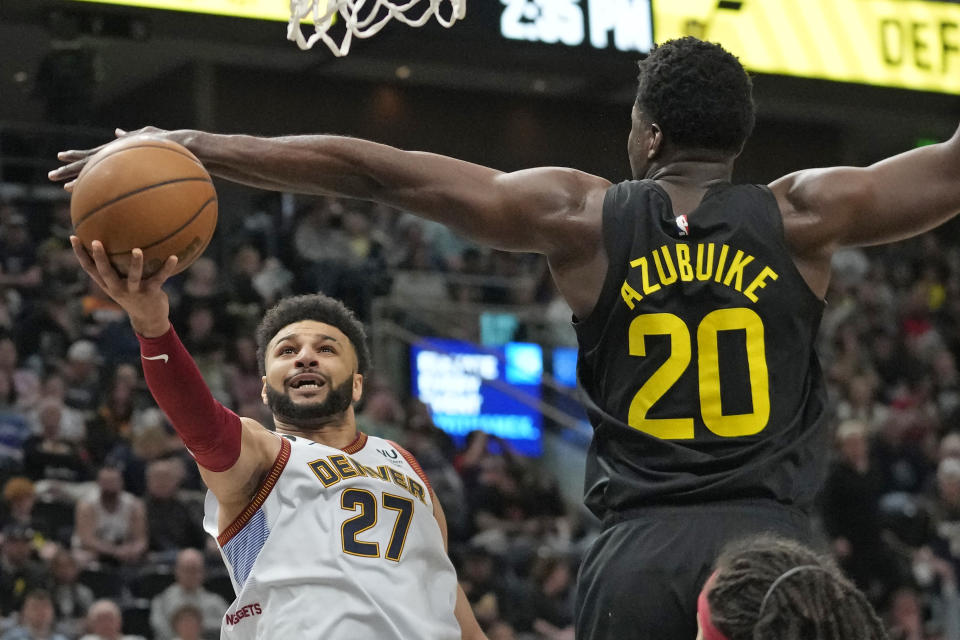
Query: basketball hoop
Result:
<box><xmin>288</xmin><ymin>0</ymin><xmax>467</xmax><ymax>55</ymax></box>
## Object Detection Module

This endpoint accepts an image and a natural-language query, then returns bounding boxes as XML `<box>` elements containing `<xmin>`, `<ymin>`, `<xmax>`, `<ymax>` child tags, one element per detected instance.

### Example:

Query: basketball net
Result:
<box><xmin>288</xmin><ymin>0</ymin><xmax>467</xmax><ymax>55</ymax></box>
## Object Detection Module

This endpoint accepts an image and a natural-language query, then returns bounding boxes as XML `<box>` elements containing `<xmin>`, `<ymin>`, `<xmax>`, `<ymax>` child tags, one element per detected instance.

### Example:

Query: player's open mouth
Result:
<box><xmin>288</xmin><ymin>373</ymin><xmax>327</xmax><ymax>390</ymax></box>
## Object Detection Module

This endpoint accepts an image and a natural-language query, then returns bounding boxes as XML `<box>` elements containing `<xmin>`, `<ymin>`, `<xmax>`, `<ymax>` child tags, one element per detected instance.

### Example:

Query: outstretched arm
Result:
<box><xmin>69</xmin><ymin>239</ymin><xmax>279</xmax><ymax>519</ymax></box>
<box><xmin>771</xmin><ymin>123</ymin><xmax>960</xmax><ymax>295</ymax></box>
<box><xmin>52</xmin><ymin>128</ymin><xmax>610</xmax><ymax>262</ymax></box>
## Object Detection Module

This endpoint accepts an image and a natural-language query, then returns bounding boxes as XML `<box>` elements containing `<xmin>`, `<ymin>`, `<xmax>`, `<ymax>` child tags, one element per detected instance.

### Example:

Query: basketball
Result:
<box><xmin>69</xmin><ymin>136</ymin><xmax>218</xmax><ymax>278</ymax></box>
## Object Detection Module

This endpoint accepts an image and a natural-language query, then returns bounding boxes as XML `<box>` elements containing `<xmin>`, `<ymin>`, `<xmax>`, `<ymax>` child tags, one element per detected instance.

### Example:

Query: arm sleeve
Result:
<box><xmin>137</xmin><ymin>325</ymin><xmax>242</xmax><ymax>472</ymax></box>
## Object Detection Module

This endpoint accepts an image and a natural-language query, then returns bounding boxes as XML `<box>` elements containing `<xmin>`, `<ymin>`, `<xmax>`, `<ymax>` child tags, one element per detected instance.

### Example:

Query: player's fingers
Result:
<box><xmin>127</xmin><ymin>249</ymin><xmax>144</xmax><ymax>291</ymax></box>
<box><xmin>64</xmin><ymin>180</ymin><xmax>76</xmax><ymax>193</ymax></box>
<box><xmin>70</xmin><ymin>236</ymin><xmax>109</xmax><ymax>291</ymax></box>
<box><xmin>147</xmin><ymin>255</ymin><xmax>179</xmax><ymax>288</ymax></box>
<box><xmin>144</xmin><ymin>255</ymin><xmax>179</xmax><ymax>290</ymax></box>
<box><xmin>48</xmin><ymin>158</ymin><xmax>87</xmax><ymax>182</ymax></box>
<box><xmin>89</xmin><ymin>240</ymin><xmax>123</xmax><ymax>291</ymax></box>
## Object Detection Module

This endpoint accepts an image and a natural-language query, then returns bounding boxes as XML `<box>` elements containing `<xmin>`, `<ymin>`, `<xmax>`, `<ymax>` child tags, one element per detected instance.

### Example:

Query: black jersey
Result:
<box><xmin>575</xmin><ymin>180</ymin><xmax>829</xmax><ymax>519</ymax></box>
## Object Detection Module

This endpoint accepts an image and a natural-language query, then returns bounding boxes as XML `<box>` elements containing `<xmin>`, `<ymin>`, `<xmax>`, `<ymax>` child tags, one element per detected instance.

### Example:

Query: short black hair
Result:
<box><xmin>708</xmin><ymin>535</ymin><xmax>887</xmax><ymax>640</ymax></box>
<box><xmin>255</xmin><ymin>294</ymin><xmax>371</xmax><ymax>377</ymax></box>
<box><xmin>636</xmin><ymin>37</ymin><xmax>755</xmax><ymax>154</ymax></box>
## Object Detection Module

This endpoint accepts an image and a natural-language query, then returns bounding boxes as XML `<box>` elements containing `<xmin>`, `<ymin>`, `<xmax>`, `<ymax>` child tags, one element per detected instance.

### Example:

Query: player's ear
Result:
<box><xmin>647</xmin><ymin>122</ymin><xmax>664</xmax><ymax>160</ymax></box>
<box><xmin>261</xmin><ymin>377</ymin><xmax>268</xmax><ymax>405</ymax></box>
<box><xmin>352</xmin><ymin>373</ymin><xmax>363</xmax><ymax>403</ymax></box>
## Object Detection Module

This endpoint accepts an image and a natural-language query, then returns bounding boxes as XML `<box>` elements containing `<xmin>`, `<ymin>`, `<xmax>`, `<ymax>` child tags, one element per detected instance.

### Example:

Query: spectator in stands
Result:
<box><xmin>179</xmin><ymin>306</ymin><xmax>229</xmax><ymax>404</ymax></box>
<box><xmin>223</xmin><ymin>244</ymin><xmax>267</xmax><ymax>331</ymax></box>
<box><xmin>84</xmin><ymin>376</ymin><xmax>137</xmax><ymax>467</ymax></box>
<box><xmin>0</xmin><ymin>337</ymin><xmax>39</xmax><ymax>409</ymax></box>
<box><xmin>143</xmin><ymin>459</ymin><xmax>204</xmax><ymax>557</ymax></box>
<box><xmin>173</xmin><ymin>258</ymin><xmax>226</xmax><ymax>331</ymax></box>
<box><xmin>79</xmin><ymin>599</ymin><xmax>144</xmax><ymax>640</ymax></box>
<box><xmin>0</xmin><ymin>214</ymin><xmax>42</xmax><ymax>301</ymax></box>
<box><xmin>0</xmin><ymin>370</ymin><xmax>30</xmax><ymax>476</ymax></box>
<box><xmin>0</xmin><ymin>525</ymin><xmax>49</xmax><ymax>617</ymax></box>
<box><xmin>0</xmin><ymin>479</ymin><xmax>36</xmax><ymax>532</ymax></box>
<box><xmin>931</xmin><ymin>458</ymin><xmax>960</xmax><ymax>564</ymax></box>
<box><xmin>168</xmin><ymin>605</ymin><xmax>202</xmax><ymax>640</ymax></box>
<box><xmin>73</xmin><ymin>466</ymin><xmax>147</xmax><ymax>567</ymax></box>
<box><xmin>31</xmin><ymin>375</ymin><xmax>84</xmax><ymax>445</ymax></box>
<box><xmin>886</xmin><ymin>586</ymin><xmax>926</xmax><ymax>640</ymax></box>
<box><xmin>22</xmin><ymin>399</ymin><xmax>89</xmax><ymax>484</ymax></box>
<box><xmin>224</xmin><ymin>336</ymin><xmax>262</xmax><ymax>408</ymax></box>
<box><xmin>0</xmin><ymin>589</ymin><xmax>68</xmax><ymax>640</ymax></box>
<box><xmin>522</xmin><ymin>555</ymin><xmax>575</xmax><ymax>638</ymax></box>
<box><xmin>149</xmin><ymin>549</ymin><xmax>227</xmax><ymax>640</ymax></box>
<box><xmin>59</xmin><ymin>340</ymin><xmax>101</xmax><ymax>415</ymax></box>
<box><xmin>49</xmin><ymin>549</ymin><xmax>93</xmax><ymax>639</ymax></box>
<box><xmin>822</xmin><ymin>420</ymin><xmax>901</xmax><ymax>600</ymax></box>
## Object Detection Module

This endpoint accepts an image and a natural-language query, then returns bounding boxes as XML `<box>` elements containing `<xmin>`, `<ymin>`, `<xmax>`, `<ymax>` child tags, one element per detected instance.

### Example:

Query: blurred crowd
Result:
<box><xmin>3</xmin><ymin>192</ymin><xmax>960</xmax><ymax>639</ymax></box>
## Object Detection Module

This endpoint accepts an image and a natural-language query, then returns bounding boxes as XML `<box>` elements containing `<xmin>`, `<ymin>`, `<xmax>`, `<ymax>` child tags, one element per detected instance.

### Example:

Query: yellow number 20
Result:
<box><xmin>627</xmin><ymin>308</ymin><xmax>770</xmax><ymax>440</ymax></box>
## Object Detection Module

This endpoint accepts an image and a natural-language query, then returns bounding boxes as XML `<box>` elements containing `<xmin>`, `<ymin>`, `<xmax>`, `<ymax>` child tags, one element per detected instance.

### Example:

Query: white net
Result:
<box><xmin>288</xmin><ymin>0</ymin><xmax>467</xmax><ymax>55</ymax></box>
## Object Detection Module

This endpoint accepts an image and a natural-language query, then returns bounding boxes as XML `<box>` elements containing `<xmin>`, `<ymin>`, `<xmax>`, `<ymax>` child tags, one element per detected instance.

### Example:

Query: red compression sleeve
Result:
<box><xmin>137</xmin><ymin>325</ymin><xmax>241</xmax><ymax>472</ymax></box>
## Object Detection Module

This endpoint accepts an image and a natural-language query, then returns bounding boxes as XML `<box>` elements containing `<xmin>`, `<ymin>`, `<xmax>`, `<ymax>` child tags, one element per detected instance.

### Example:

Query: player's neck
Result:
<box><xmin>273</xmin><ymin>410</ymin><xmax>361</xmax><ymax>450</ymax></box>
<box><xmin>645</xmin><ymin>151</ymin><xmax>735</xmax><ymax>187</ymax></box>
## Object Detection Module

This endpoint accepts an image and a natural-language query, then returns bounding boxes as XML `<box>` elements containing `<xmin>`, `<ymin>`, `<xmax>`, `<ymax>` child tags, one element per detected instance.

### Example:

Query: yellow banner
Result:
<box><xmin>654</xmin><ymin>0</ymin><xmax>960</xmax><ymax>93</ymax></box>
<box><xmin>65</xmin><ymin>0</ymin><xmax>318</xmax><ymax>22</ymax></box>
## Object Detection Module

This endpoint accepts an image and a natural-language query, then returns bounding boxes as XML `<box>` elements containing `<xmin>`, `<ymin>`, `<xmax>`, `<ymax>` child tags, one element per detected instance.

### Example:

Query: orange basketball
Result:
<box><xmin>70</xmin><ymin>136</ymin><xmax>218</xmax><ymax>278</ymax></box>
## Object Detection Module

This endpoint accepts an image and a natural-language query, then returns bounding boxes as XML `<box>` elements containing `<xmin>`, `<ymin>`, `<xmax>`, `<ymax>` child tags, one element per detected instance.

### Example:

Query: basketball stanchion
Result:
<box><xmin>287</xmin><ymin>0</ymin><xmax>466</xmax><ymax>55</ymax></box>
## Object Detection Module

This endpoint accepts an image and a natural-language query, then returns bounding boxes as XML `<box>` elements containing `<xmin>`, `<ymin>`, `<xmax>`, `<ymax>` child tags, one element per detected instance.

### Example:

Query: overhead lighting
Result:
<box><xmin>395</xmin><ymin>65</ymin><xmax>411</xmax><ymax>80</ymax></box>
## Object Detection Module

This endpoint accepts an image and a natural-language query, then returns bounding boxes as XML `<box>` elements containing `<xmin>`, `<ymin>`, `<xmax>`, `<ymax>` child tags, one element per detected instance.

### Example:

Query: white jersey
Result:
<box><xmin>203</xmin><ymin>432</ymin><xmax>460</xmax><ymax>640</ymax></box>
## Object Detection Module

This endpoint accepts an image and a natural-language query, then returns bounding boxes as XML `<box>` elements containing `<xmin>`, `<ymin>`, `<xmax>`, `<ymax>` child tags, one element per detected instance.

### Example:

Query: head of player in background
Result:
<box><xmin>629</xmin><ymin>37</ymin><xmax>756</xmax><ymax>181</ymax></box>
<box><xmin>256</xmin><ymin>294</ymin><xmax>371</xmax><ymax>431</ymax></box>
<box><xmin>696</xmin><ymin>534</ymin><xmax>888</xmax><ymax>640</ymax></box>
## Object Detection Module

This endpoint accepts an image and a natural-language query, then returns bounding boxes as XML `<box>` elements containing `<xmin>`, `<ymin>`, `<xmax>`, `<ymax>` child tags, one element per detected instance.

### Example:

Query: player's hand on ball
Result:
<box><xmin>49</xmin><ymin>126</ymin><xmax>176</xmax><ymax>192</ymax></box>
<box><xmin>70</xmin><ymin>236</ymin><xmax>178</xmax><ymax>337</ymax></box>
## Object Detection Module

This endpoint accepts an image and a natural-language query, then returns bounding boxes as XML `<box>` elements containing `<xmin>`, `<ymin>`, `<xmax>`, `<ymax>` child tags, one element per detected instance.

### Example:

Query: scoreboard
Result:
<box><xmin>61</xmin><ymin>0</ymin><xmax>960</xmax><ymax>92</ymax></box>
<box><xmin>655</xmin><ymin>0</ymin><xmax>960</xmax><ymax>95</ymax></box>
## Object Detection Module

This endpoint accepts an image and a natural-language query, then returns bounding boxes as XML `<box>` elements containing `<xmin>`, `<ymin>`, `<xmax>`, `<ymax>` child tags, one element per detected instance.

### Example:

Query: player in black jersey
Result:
<box><xmin>51</xmin><ymin>36</ymin><xmax>960</xmax><ymax>640</ymax></box>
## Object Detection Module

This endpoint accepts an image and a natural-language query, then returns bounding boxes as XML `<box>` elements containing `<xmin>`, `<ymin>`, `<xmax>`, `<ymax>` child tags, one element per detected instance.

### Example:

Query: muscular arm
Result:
<box><xmin>176</xmin><ymin>131</ymin><xmax>608</xmax><ymax>261</ymax></box>
<box><xmin>771</xmin><ymin>123</ymin><xmax>960</xmax><ymax>296</ymax></box>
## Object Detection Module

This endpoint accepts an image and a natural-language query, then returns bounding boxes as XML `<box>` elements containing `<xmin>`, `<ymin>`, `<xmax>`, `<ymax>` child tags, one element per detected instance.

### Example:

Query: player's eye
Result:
<box><xmin>319</xmin><ymin>345</ymin><xmax>335</xmax><ymax>353</ymax></box>
<box><xmin>279</xmin><ymin>346</ymin><xmax>296</xmax><ymax>355</ymax></box>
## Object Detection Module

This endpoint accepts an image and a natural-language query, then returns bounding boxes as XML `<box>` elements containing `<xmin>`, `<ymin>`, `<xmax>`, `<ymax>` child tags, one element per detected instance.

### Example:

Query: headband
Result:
<box><xmin>697</xmin><ymin>571</ymin><xmax>730</xmax><ymax>640</ymax></box>
<box><xmin>699</xmin><ymin>564</ymin><xmax>830</xmax><ymax>640</ymax></box>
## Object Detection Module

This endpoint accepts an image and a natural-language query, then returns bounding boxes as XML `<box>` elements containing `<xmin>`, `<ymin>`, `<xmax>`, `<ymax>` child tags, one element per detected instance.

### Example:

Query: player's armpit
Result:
<box><xmin>199</xmin><ymin>418</ymin><xmax>282</xmax><ymax>522</ymax></box>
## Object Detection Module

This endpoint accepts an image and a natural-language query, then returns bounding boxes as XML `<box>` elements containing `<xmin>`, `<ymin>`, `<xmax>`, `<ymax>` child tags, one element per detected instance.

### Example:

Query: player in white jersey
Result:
<box><xmin>66</xmin><ymin>239</ymin><xmax>487</xmax><ymax>640</ymax></box>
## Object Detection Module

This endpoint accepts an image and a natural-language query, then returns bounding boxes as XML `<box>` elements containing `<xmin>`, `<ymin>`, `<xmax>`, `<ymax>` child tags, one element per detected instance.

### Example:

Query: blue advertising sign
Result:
<box><xmin>410</xmin><ymin>338</ymin><xmax>543</xmax><ymax>456</ymax></box>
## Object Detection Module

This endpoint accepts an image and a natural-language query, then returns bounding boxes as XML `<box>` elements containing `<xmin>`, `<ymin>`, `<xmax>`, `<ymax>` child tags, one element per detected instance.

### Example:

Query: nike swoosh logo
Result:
<box><xmin>142</xmin><ymin>354</ymin><xmax>169</xmax><ymax>363</ymax></box>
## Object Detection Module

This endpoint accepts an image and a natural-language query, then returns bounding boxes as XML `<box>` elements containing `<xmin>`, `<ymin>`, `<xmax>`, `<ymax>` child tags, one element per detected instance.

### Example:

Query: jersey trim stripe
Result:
<box><xmin>388</xmin><ymin>441</ymin><xmax>434</xmax><ymax>497</ymax></box>
<box><xmin>222</xmin><ymin>508</ymin><xmax>269</xmax><ymax>589</ymax></box>
<box><xmin>218</xmin><ymin>436</ymin><xmax>291</xmax><ymax>546</ymax></box>
<box><xmin>342</xmin><ymin>431</ymin><xmax>368</xmax><ymax>454</ymax></box>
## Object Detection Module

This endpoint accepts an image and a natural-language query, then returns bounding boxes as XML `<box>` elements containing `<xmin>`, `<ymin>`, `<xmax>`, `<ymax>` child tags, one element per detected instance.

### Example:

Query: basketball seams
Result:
<box><xmin>80</xmin><ymin>142</ymin><xmax>204</xmax><ymax>178</ymax></box>
<box><xmin>73</xmin><ymin>177</ymin><xmax>213</xmax><ymax>229</ymax></box>
<box><xmin>106</xmin><ymin>195</ymin><xmax>217</xmax><ymax>255</ymax></box>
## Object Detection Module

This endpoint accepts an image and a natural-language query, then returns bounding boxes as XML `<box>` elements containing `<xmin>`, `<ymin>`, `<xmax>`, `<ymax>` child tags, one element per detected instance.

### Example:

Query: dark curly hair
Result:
<box><xmin>636</xmin><ymin>37</ymin><xmax>755</xmax><ymax>153</ymax></box>
<box><xmin>255</xmin><ymin>294</ymin><xmax>371</xmax><ymax>377</ymax></box>
<box><xmin>707</xmin><ymin>535</ymin><xmax>888</xmax><ymax>640</ymax></box>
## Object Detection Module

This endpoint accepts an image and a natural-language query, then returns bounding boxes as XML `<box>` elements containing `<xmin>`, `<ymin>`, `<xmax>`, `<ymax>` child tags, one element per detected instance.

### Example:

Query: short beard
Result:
<box><xmin>265</xmin><ymin>376</ymin><xmax>355</xmax><ymax>427</ymax></box>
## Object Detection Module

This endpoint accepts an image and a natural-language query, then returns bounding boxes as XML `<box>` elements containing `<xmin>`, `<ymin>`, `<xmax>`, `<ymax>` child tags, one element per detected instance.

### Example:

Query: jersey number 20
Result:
<box><xmin>340</xmin><ymin>489</ymin><xmax>414</xmax><ymax>562</ymax></box>
<box><xmin>628</xmin><ymin>307</ymin><xmax>770</xmax><ymax>439</ymax></box>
